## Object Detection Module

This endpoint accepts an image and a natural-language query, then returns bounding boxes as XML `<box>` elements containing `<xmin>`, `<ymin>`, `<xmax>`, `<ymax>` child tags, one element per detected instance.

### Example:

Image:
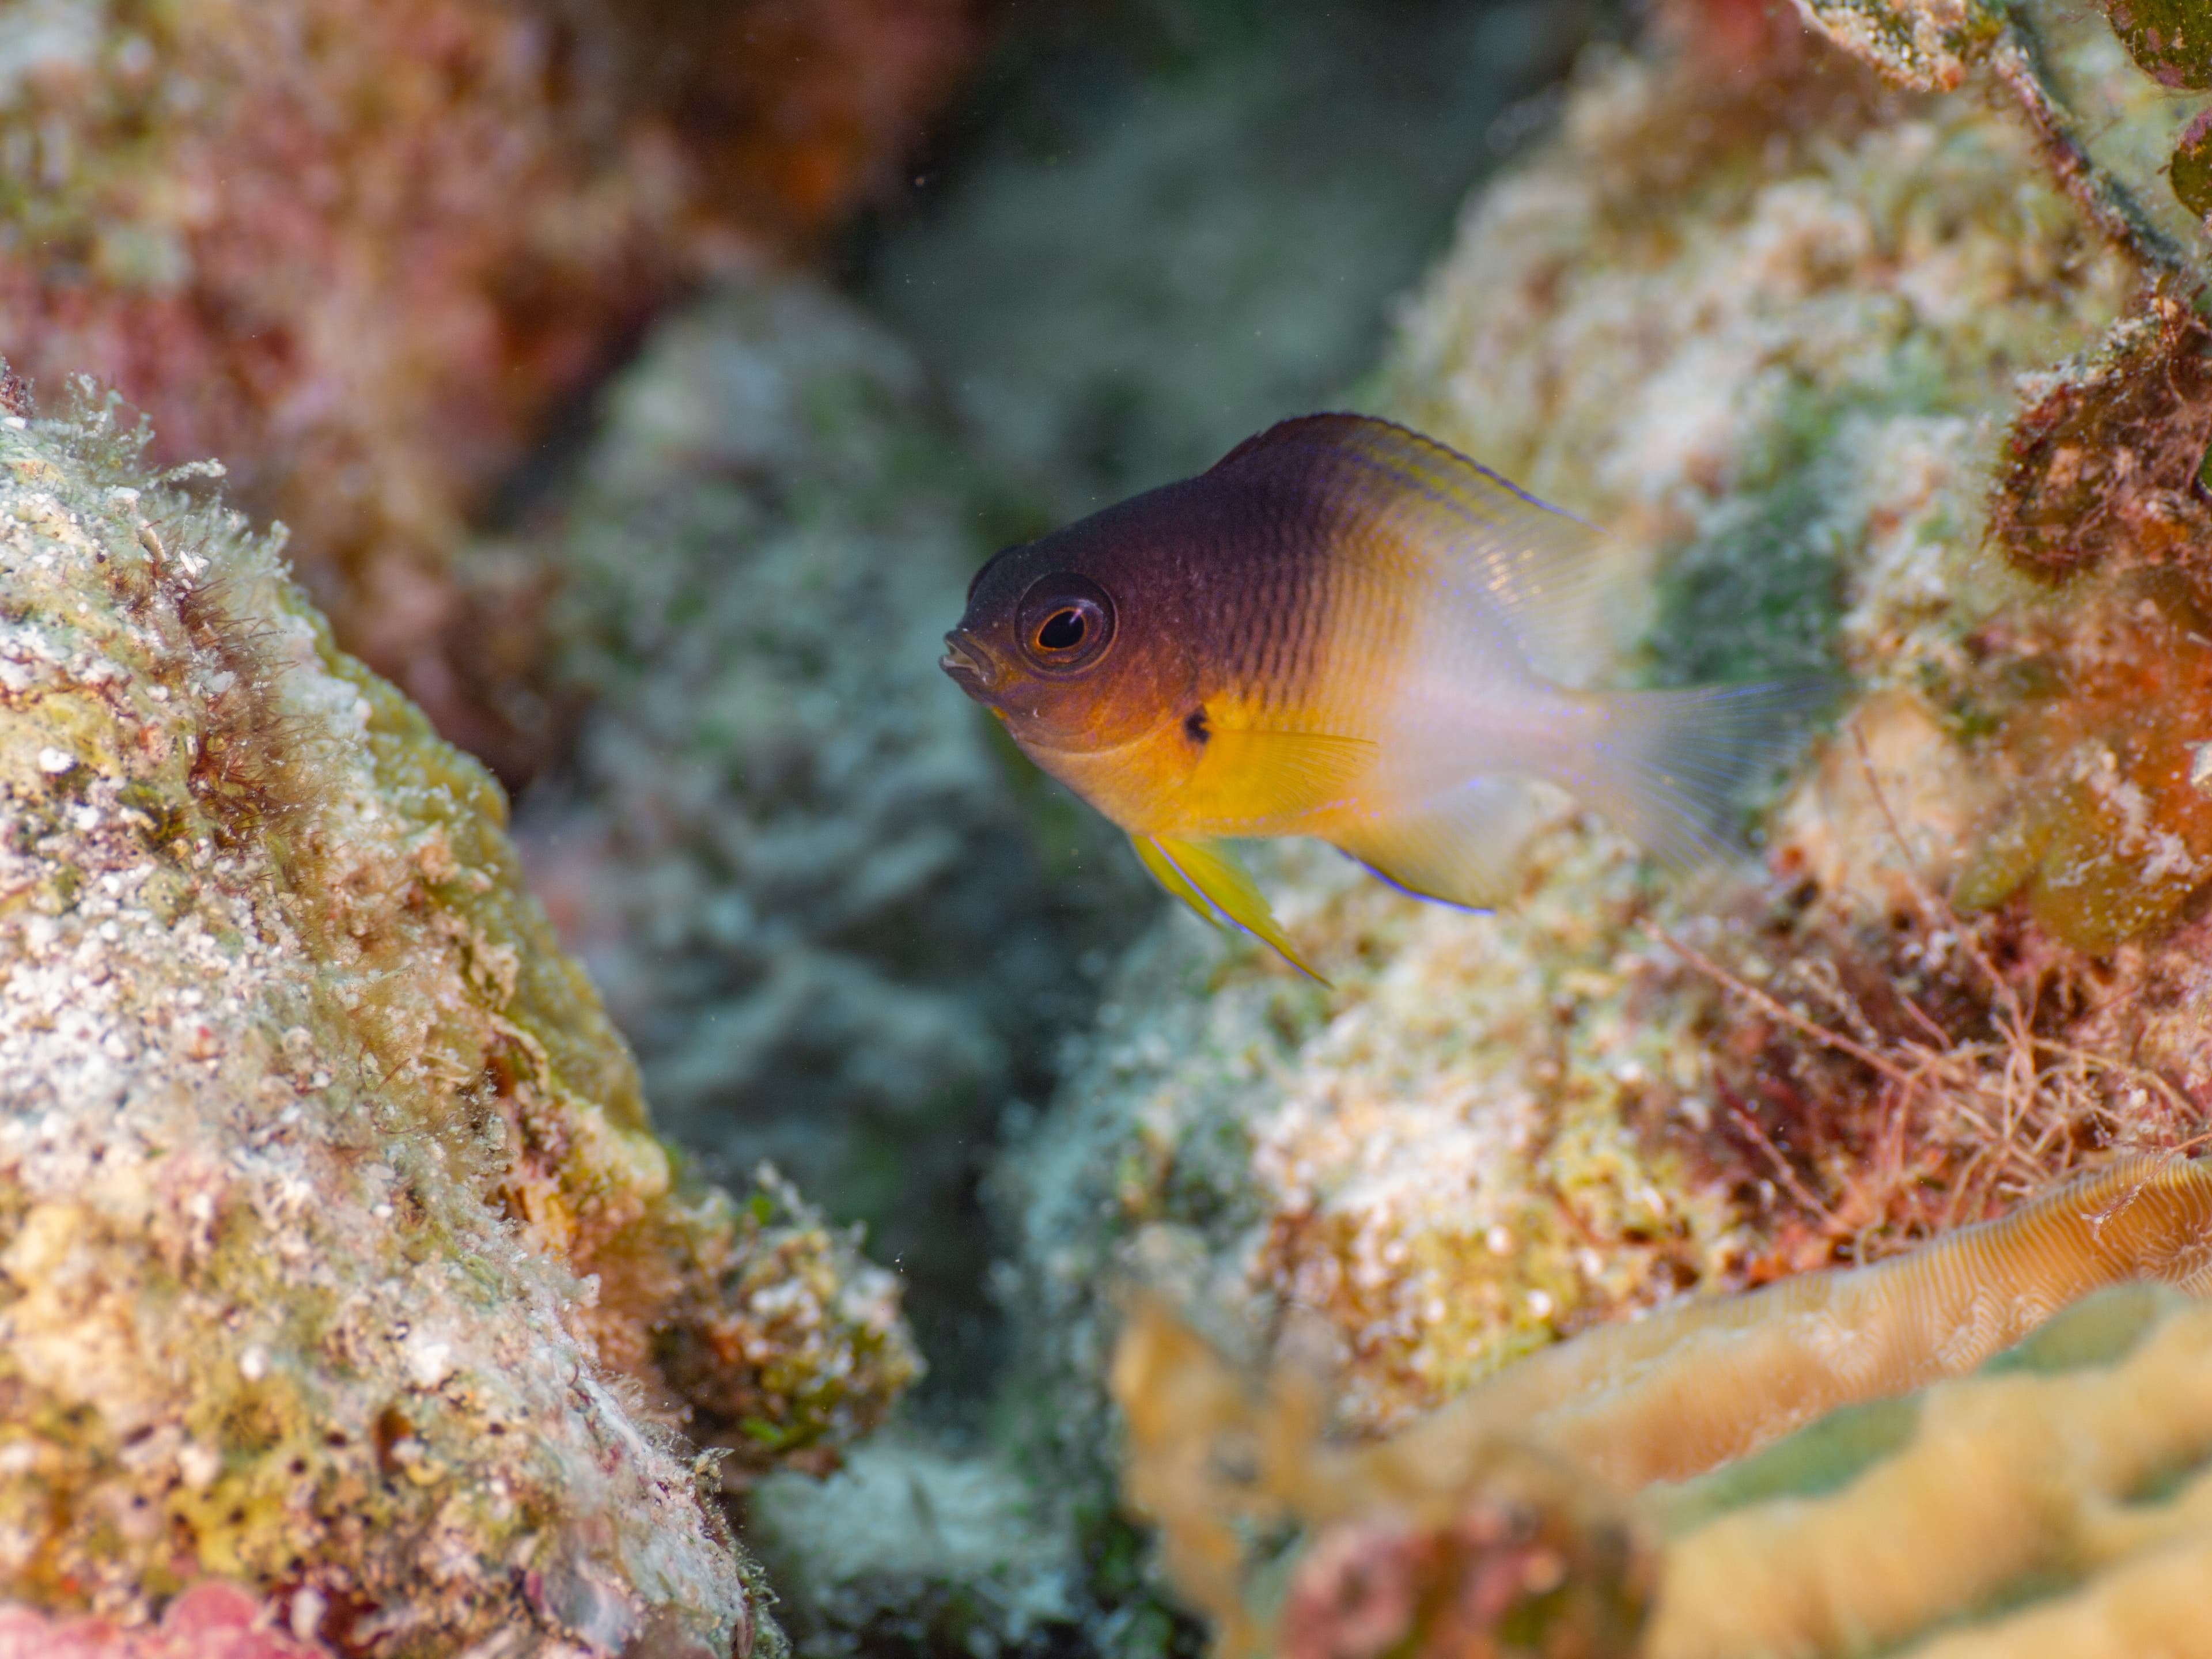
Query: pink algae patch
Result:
<box><xmin>0</xmin><ymin>1584</ymin><xmax>329</xmax><ymax>1659</ymax></box>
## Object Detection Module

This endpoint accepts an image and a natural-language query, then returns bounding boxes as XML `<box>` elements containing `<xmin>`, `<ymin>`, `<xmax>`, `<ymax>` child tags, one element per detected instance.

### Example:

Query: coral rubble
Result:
<box><xmin>0</xmin><ymin>0</ymin><xmax>976</xmax><ymax>776</ymax></box>
<box><xmin>0</xmin><ymin>386</ymin><xmax>914</xmax><ymax>1650</ymax></box>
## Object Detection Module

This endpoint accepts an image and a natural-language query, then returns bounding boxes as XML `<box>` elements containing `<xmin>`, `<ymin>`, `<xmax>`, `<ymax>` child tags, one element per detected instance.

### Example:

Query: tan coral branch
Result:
<box><xmin>1649</xmin><ymin>1298</ymin><xmax>2212</xmax><ymax>1659</ymax></box>
<box><xmin>1387</xmin><ymin>1153</ymin><xmax>2212</xmax><ymax>1495</ymax></box>
<box><xmin>1115</xmin><ymin>1157</ymin><xmax>2212</xmax><ymax>1657</ymax></box>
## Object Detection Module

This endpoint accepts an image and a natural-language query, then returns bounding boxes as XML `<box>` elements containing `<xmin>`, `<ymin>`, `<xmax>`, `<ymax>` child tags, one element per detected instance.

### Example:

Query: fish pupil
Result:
<box><xmin>1184</xmin><ymin>708</ymin><xmax>1209</xmax><ymax>744</ymax></box>
<box><xmin>1014</xmin><ymin>574</ymin><xmax>1114</xmax><ymax>670</ymax></box>
<box><xmin>1037</xmin><ymin>608</ymin><xmax>1086</xmax><ymax>650</ymax></box>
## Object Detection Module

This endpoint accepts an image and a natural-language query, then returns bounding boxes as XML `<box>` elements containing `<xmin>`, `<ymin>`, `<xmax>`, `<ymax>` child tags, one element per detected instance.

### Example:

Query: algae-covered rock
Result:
<box><xmin>0</xmin><ymin>0</ymin><xmax>977</xmax><ymax>778</ymax></box>
<box><xmin>991</xmin><ymin>13</ymin><xmax>2212</xmax><ymax>1635</ymax></box>
<box><xmin>1001</xmin><ymin>5</ymin><xmax>2160</xmax><ymax>1463</ymax></box>
<box><xmin>512</xmin><ymin>275</ymin><xmax>1149</xmax><ymax>1376</ymax></box>
<box><xmin>0</xmin><ymin>382</ymin><xmax>916</xmax><ymax>1652</ymax></box>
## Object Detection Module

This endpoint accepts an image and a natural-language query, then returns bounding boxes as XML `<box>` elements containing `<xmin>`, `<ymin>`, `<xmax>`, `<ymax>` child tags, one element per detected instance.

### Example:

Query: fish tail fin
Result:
<box><xmin>1132</xmin><ymin>834</ymin><xmax>1328</xmax><ymax>984</ymax></box>
<box><xmin>1567</xmin><ymin>679</ymin><xmax>1832</xmax><ymax>870</ymax></box>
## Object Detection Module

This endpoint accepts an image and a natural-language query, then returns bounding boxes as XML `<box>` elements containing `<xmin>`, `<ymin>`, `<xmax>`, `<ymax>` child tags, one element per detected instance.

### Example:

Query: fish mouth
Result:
<box><xmin>940</xmin><ymin>631</ymin><xmax>1004</xmax><ymax>699</ymax></box>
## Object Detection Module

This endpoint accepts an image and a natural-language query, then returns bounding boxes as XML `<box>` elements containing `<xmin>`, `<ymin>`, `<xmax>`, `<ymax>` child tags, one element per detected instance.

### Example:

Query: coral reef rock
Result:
<box><xmin>0</xmin><ymin>0</ymin><xmax>978</xmax><ymax>778</ymax></box>
<box><xmin>996</xmin><ymin>0</ymin><xmax>2212</xmax><ymax>1631</ymax></box>
<box><xmin>510</xmin><ymin>274</ymin><xmax>1146</xmax><ymax>1381</ymax></box>
<box><xmin>0</xmin><ymin>385</ymin><xmax>916</xmax><ymax>1653</ymax></box>
<box><xmin>1118</xmin><ymin>1157</ymin><xmax>2212</xmax><ymax>1659</ymax></box>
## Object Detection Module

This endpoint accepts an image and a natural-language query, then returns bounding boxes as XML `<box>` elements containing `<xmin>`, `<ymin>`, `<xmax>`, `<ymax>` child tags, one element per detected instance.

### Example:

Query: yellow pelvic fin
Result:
<box><xmin>1131</xmin><ymin>834</ymin><xmax>1327</xmax><ymax>983</ymax></box>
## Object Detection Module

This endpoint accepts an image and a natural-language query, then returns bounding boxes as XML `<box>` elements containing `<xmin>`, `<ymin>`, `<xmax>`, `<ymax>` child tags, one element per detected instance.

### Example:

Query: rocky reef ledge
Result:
<box><xmin>974</xmin><ymin>2</ymin><xmax>2212</xmax><ymax>1652</ymax></box>
<box><xmin>0</xmin><ymin>384</ymin><xmax>916</xmax><ymax>1655</ymax></box>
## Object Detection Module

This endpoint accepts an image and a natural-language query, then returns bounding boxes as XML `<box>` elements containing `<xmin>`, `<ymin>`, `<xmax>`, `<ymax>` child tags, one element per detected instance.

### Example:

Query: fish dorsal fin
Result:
<box><xmin>1132</xmin><ymin>834</ymin><xmax>1327</xmax><ymax>983</ymax></box>
<box><xmin>1207</xmin><ymin>415</ymin><xmax>1340</xmax><ymax>474</ymax></box>
<box><xmin>1327</xmin><ymin>778</ymin><xmax>1563</xmax><ymax>911</ymax></box>
<box><xmin>1209</xmin><ymin>413</ymin><xmax>1611</xmax><ymax>682</ymax></box>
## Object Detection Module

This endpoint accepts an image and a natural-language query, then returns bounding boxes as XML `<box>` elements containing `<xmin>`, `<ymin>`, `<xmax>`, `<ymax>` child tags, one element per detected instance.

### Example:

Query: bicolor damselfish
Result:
<box><xmin>941</xmin><ymin>413</ymin><xmax>1810</xmax><ymax>978</ymax></box>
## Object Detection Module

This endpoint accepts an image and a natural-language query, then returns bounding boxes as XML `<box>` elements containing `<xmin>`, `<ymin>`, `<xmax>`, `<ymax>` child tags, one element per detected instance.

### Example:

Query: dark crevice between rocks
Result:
<box><xmin>402</xmin><ymin>4</ymin><xmax>1628</xmax><ymax>1652</ymax></box>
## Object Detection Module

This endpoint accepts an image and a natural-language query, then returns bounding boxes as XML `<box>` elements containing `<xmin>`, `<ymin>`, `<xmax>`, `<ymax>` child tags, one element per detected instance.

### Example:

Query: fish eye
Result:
<box><xmin>1016</xmin><ymin>573</ymin><xmax>1115</xmax><ymax>673</ymax></box>
<box><xmin>1037</xmin><ymin>608</ymin><xmax>1086</xmax><ymax>650</ymax></box>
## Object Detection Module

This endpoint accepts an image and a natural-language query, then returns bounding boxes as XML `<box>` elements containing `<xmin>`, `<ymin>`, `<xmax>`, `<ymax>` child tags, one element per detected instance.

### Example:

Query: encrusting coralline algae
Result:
<box><xmin>0</xmin><ymin>382</ymin><xmax>916</xmax><ymax>1653</ymax></box>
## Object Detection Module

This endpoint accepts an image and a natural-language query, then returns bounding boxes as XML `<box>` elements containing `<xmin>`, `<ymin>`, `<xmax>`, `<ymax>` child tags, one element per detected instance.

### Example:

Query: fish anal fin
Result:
<box><xmin>1328</xmin><ymin>779</ymin><xmax>1563</xmax><ymax>911</ymax></box>
<box><xmin>1132</xmin><ymin>833</ymin><xmax>1211</xmax><ymax>920</ymax></box>
<box><xmin>1132</xmin><ymin>834</ymin><xmax>1327</xmax><ymax>983</ymax></box>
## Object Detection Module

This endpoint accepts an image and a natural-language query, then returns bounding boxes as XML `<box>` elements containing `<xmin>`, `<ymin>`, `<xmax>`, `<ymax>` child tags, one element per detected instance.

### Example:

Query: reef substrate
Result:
<box><xmin>0</xmin><ymin>388</ymin><xmax>916</xmax><ymax>1653</ymax></box>
<box><xmin>0</xmin><ymin>0</ymin><xmax>978</xmax><ymax>779</ymax></box>
<box><xmin>987</xmin><ymin>0</ymin><xmax>2212</xmax><ymax>1648</ymax></box>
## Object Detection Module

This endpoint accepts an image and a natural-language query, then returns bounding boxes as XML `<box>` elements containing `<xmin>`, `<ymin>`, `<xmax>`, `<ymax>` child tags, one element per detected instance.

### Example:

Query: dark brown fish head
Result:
<box><xmin>942</xmin><ymin>503</ymin><xmax>1199</xmax><ymax>758</ymax></box>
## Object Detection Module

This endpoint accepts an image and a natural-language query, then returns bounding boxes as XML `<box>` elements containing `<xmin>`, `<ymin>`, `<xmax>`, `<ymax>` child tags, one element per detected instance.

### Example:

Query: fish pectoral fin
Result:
<box><xmin>1208</xmin><ymin>725</ymin><xmax>1376</xmax><ymax>777</ymax></box>
<box><xmin>1188</xmin><ymin>725</ymin><xmax>1378</xmax><ymax>821</ymax></box>
<box><xmin>1131</xmin><ymin>834</ymin><xmax>1327</xmax><ymax>983</ymax></box>
<box><xmin>1328</xmin><ymin>779</ymin><xmax>1559</xmax><ymax>910</ymax></box>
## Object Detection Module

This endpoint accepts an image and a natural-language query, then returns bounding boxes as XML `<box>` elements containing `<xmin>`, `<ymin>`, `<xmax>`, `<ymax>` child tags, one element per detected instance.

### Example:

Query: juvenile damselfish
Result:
<box><xmin>941</xmin><ymin>414</ymin><xmax>1809</xmax><ymax>976</ymax></box>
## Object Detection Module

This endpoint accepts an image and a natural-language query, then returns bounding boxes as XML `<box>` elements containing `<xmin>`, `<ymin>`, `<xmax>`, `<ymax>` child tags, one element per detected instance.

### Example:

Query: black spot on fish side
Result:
<box><xmin>1185</xmin><ymin>707</ymin><xmax>1210</xmax><ymax>745</ymax></box>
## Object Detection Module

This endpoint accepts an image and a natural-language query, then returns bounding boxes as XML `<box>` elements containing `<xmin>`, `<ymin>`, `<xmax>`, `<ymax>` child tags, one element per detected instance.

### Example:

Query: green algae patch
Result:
<box><xmin>1641</xmin><ymin>418</ymin><xmax>1850</xmax><ymax>688</ymax></box>
<box><xmin>0</xmin><ymin>387</ymin><xmax>915</xmax><ymax>1651</ymax></box>
<box><xmin>2175</xmin><ymin>109</ymin><xmax>2212</xmax><ymax>218</ymax></box>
